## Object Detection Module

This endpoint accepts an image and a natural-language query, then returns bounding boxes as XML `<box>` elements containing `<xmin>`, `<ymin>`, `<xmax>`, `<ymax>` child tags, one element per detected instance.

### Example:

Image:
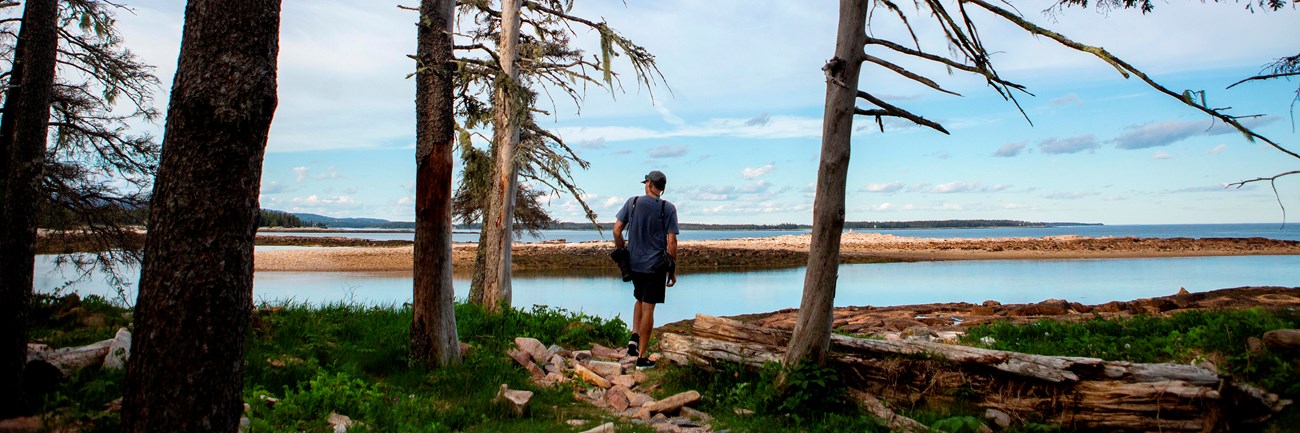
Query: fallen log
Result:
<box><xmin>660</xmin><ymin>314</ymin><xmax>1288</xmax><ymax>432</ymax></box>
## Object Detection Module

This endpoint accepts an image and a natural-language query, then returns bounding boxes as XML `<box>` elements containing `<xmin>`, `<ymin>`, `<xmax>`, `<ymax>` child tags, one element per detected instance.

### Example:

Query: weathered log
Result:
<box><xmin>27</xmin><ymin>338</ymin><xmax>113</xmax><ymax>375</ymax></box>
<box><xmin>660</xmin><ymin>314</ymin><xmax>1288</xmax><ymax>432</ymax></box>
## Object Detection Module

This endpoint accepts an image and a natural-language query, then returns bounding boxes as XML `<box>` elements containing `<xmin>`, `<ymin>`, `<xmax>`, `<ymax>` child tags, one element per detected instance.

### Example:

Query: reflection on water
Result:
<box><xmin>35</xmin><ymin>254</ymin><xmax>1300</xmax><ymax>324</ymax></box>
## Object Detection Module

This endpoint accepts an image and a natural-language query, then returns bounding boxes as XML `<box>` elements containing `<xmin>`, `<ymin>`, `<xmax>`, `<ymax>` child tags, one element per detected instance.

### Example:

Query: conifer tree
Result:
<box><xmin>452</xmin><ymin>0</ymin><xmax>665</xmax><ymax>311</ymax></box>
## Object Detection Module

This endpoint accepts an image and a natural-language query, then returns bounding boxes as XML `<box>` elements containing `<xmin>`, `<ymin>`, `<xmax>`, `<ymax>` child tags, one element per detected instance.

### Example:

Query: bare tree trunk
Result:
<box><xmin>410</xmin><ymin>0</ymin><xmax>461</xmax><ymax>368</ymax></box>
<box><xmin>782</xmin><ymin>0</ymin><xmax>868</xmax><ymax>371</ymax></box>
<box><xmin>120</xmin><ymin>1</ymin><xmax>280</xmax><ymax>431</ymax></box>
<box><xmin>477</xmin><ymin>0</ymin><xmax>523</xmax><ymax>313</ymax></box>
<box><xmin>0</xmin><ymin>0</ymin><xmax>58</xmax><ymax>417</ymax></box>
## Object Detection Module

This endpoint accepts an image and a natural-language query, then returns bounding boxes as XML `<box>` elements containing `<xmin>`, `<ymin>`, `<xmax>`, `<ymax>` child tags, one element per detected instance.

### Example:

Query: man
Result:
<box><xmin>613</xmin><ymin>170</ymin><xmax>679</xmax><ymax>370</ymax></box>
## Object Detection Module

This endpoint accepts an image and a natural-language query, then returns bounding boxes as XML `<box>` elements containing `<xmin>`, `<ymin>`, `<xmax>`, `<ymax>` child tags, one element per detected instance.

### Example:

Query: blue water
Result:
<box><xmin>257</xmin><ymin>223</ymin><xmax>1300</xmax><ymax>243</ymax></box>
<box><xmin>35</xmin><ymin>254</ymin><xmax>1300</xmax><ymax>325</ymax></box>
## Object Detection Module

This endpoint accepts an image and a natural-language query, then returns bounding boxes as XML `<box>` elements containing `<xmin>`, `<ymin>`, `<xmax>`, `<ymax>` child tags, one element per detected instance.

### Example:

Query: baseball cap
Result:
<box><xmin>642</xmin><ymin>170</ymin><xmax>667</xmax><ymax>188</ymax></box>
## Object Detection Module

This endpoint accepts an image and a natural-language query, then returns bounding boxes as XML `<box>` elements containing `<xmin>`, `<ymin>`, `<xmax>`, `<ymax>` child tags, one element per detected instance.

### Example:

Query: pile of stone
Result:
<box><xmin>507</xmin><ymin>337</ymin><xmax>722</xmax><ymax>433</ymax></box>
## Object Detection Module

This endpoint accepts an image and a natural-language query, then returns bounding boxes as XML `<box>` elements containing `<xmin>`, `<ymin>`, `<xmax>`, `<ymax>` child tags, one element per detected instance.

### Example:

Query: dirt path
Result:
<box><xmin>251</xmin><ymin>233</ymin><xmax>1300</xmax><ymax>272</ymax></box>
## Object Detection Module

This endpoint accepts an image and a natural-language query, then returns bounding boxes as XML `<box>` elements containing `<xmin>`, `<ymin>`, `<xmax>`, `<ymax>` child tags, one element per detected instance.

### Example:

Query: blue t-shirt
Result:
<box><xmin>615</xmin><ymin>195</ymin><xmax>680</xmax><ymax>273</ymax></box>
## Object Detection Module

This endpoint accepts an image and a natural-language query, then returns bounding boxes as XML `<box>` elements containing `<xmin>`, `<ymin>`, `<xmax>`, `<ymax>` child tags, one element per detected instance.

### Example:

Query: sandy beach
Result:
<box><xmin>252</xmin><ymin>233</ymin><xmax>1300</xmax><ymax>272</ymax></box>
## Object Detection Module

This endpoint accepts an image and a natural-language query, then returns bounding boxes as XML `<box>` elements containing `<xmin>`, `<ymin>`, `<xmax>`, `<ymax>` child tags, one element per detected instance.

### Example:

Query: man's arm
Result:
<box><xmin>613</xmin><ymin>220</ymin><xmax>626</xmax><ymax>249</ymax></box>
<box><xmin>666</xmin><ymin>232</ymin><xmax>678</xmax><ymax>287</ymax></box>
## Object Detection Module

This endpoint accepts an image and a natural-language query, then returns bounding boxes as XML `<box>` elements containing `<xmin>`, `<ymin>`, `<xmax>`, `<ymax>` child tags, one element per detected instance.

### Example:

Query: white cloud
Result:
<box><xmin>654</xmin><ymin>101</ymin><xmax>686</xmax><ymax>126</ymax></box>
<box><xmin>396</xmin><ymin>197</ymin><xmax>413</xmax><ymax>206</ymax></box>
<box><xmin>1050</xmin><ymin>93</ymin><xmax>1083</xmax><ymax>107</ymax></box>
<box><xmin>293</xmin><ymin>166</ymin><xmax>310</xmax><ymax>182</ymax></box>
<box><xmin>1153</xmin><ymin>151</ymin><xmax>1173</xmax><ymax>160</ymax></box>
<box><xmin>649</xmin><ymin>145</ymin><xmax>688</xmax><ymax>158</ymax></box>
<box><xmin>741</xmin><ymin>164</ymin><xmax>774</xmax><ymax>179</ymax></box>
<box><xmin>1039</xmin><ymin>135</ymin><xmax>1099</xmax><ymax>154</ymax></box>
<box><xmin>994</xmin><ymin>141</ymin><xmax>1028</xmax><ymax>157</ymax></box>
<box><xmin>927</xmin><ymin>182</ymin><xmax>1010</xmax><ymax>194</ymax></box>
<box><xmin>865</xmin><ymin>182</ymin><xmax>905</xmax><ymax>193</ymax></box>
<box><xmin>1207</xmin><ymin>144</ymin><xmax>1228</xmax><ymax>155</ymax></box>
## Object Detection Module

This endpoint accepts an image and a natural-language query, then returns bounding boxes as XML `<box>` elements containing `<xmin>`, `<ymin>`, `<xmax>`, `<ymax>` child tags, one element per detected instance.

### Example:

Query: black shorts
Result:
<box><xmin>631</xmin><ymin>271</ymin><xmax>666</xmax><ymax>304</ymax></box>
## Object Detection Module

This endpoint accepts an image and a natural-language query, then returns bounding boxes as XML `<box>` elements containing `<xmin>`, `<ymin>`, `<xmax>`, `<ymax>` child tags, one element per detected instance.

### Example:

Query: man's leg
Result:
<box><xmin>637</xmin><ymin>301</ymin><xmax>655</xmax><ymax>356</ymax></box>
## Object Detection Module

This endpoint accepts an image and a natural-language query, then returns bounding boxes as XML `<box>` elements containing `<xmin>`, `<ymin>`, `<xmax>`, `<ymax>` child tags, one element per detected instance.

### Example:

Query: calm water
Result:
<box><xmin>258</xmin><ymin>223</ymin><xmax>1300</xmax><ymax>243</ymax></box>
<box><xmin>35</xmin><ymin>254</ymin><xmax>1300</xmax><ymax>325</ymax></box>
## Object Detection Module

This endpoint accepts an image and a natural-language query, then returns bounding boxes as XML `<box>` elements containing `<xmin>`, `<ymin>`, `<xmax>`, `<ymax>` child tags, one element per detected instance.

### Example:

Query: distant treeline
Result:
<box><xmin>259</xmin><ymin>209</ymin><xmax>326</xmax><ymax>228</ymax></box>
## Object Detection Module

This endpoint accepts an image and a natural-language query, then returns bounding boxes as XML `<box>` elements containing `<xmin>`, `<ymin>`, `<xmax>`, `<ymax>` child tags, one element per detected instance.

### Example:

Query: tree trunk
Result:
<box><xmin>783</xmin><ymin>0</ymin><xmax>868</xmax><ymax>370</ymax></box>
<box><xmin>0</xmin><ymin>0</ymin><xmax>58</xmax><ymax>417</ymax></box>
<box><xmin>120</xmin><ymin>1</ymin><xmax>280</xmax><ymax>431</ymax></box>
<box><xmin>662</xmin><ymin>315</ymin><xmax>1288</xmax><ymax>432</ymax></box>
<box><xmin>476</xmin><ymin>0</ymin><xmax>523</xmax><ymax>313</ymax></box>
<box><xmin>410</xmin><ymin>0</ymin><xmax>461</xmax><ymax>368</ymax></box>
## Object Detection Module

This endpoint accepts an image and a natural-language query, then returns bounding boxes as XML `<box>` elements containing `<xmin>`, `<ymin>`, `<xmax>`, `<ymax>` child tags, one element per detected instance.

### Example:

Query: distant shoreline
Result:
<box><xmin>252</xmin><ymin>232</ymin><xmax>1300</xmax><ymax>272</ymax></box>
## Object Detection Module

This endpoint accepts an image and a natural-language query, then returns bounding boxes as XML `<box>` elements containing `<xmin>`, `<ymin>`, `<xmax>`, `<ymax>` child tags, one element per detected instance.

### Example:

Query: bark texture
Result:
<box><xmin>662</xmin><ymin>315</ymin><xmax>1288</xmax><ymax>432</ymax></box>
<box><xmin>120</xmin><ymin>1</ymin><xmax>281</xmax><ymax>431</ymax></box>
<box><xmin>0</xmin><ymin>0</ymin><xmax>59</xmax><ymax>417</ymax></box>
<box><xmin>410</xmin><ymin>0</ymin><xmax>461</xmax><ymax>368</ymax></box>
<box><xmin>477</xmin><ymin>0</ymin><xmax>524</xmax><ymax>313</ymax></box>
<box><xmin>783</xmin><ymin>0</ymin><xmax>868</xmax><ymax>368</ymax></box>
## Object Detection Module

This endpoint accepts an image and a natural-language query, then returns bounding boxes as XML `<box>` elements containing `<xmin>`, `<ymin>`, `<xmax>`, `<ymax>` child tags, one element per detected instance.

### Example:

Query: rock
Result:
<box><xmin>543</xmin><ymin>372</ymin><xmax>566</xmax><ymax>386</ymax></box>
<box><xmin>574</xmin><ymin>363</ymin><xmax>613</xmax><ymax>388</ymax></box>
<box><xmin>981</xmin><ymin>300</ymin><xmax>1001</xmax><ymax>308</ymax></box>
<box><xmin>566</xmin><ymin>419</ymin><xmax>589</xmax><ymax>426</ymax></box>
<box><xmin>579</xmin><ymin>422</ymin><xmax>615</xmax><ymax>433</ymax></box>
<box><xmin>515</xmin><ymin>337</ymin><xmax>549</xmax><ymax>363</ymax></box>
<box><xmin>1006</xmin><ymin>304</ymin><xmax>1066</xmax><ymax>316</ymax></box>
<box><xmin>647</xmin><ymin>390</ymin><xmax>701</xmax><ymax>414</ymax></box>
<box><xmin>900</xmin><ymin>326</ymin><xmax>937</xmax><ymax>341</ymax></box>
<box><xmin>1096</xmin><ymin>301</ymin><xmax>1127</xmax><ymax>313</ymax></box>
<box><xmin>574</xmin><ymin>350</ymin><xmax>592</xmax><ymax>361</ymax></box>
<box><xmin>507</xmin><ymin>349</ymin><xmax>544</xmax><ymax>379</ymax></box>
<box><xmin>103</xmin><ymin>328</ymin><xmax>131</xmax><ymax>370</ymax></box>
<box><xmin>547</xmin><ymin>344</ymin><xmax>568</xmax><ymax>358</ymax></box>
<box><xmin>1177</xmin><ymin>287</ymin><xmax>1191</xmax><ymax>296</ymax></box>
<box><xmin>586</xmin><ymin>360</ymin><xmax>623</xmax><ymax>378</ymax></box>
<box><xmin>681</xmin><ymin>406</ymin><xmax>713</xmax><ymax>422</ymax></box>
<box><xmin>494</xmin><ymin>384</ymin><xmax>533</xmax><ymax>417</ymax></box>
<box><xmin>884</xmin><ymin>318</ymin><xmax>925</xmax><ymax>331</ymax></box>
<box><xmin>1263</xmin><ymin>329</ymin><xmax>1300</xmax><ymax>356</ymax></box>
<box><xmin>627</xmin><ymin>391</ymin><xmax>655</xmax><ymax>408</ymax></box>
<box><xmin>607</xmin><ymin>387</ymin><xmax>630</xmax><ymax>412</ymax></box>
<box><xmin>1247</xmin><ymin>336</ymin><xmax>1265</xmax><ymax>353</ymax></box>
<box><xmin>610</xmin><ymin>374</ymin><xmax>637</xmax><ymax>388</ymax></box>
<box><xmin>984</xmin><ymin>408</ymin><xmax>1011</xmax><ymax>428</ymax></box>
<box><xmin>969</xmin><ymin>306</ymin><xmax>996</xmax><ymax>316</ymax></box>
<box><xmin>591</xmin><ymin>344</ymin><xmax>624</xmax><ymax>360</ymax></box>
<box><xmin>327</xmin><ymin>412</ymin><xmax>355</xmax><ymax>433</ymax></box>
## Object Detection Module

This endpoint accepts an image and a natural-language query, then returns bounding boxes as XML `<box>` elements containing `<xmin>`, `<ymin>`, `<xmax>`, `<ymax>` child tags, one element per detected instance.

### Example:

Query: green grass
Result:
<box><xmin>961</xmin><ymin>308</ymin><xmax>1300</xmax><ymax>399</ymax></box>
<box><xmin>26</xmin><ymin>297</ymin><xmax>1300</xmax><ymax>432</ymax></box>
<box><xmin>242</xmin><ymin>301</ymin><xmax>634</xmax><ymax>432</ymax></box>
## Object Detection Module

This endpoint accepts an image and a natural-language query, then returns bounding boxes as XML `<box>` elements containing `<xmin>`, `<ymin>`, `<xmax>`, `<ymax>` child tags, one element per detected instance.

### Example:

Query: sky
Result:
<box><xmin>107</xmin><ymin>0</ymin><xmax>1300</xmax><ymax>226</ymax></box>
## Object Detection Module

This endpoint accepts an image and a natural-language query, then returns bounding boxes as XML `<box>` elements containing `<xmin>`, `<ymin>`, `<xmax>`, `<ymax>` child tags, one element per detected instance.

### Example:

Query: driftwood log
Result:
<box><xmin>660</xmin><ymin>315</ymin><xmax>1289</xmax><ymax>432</ymax></box>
